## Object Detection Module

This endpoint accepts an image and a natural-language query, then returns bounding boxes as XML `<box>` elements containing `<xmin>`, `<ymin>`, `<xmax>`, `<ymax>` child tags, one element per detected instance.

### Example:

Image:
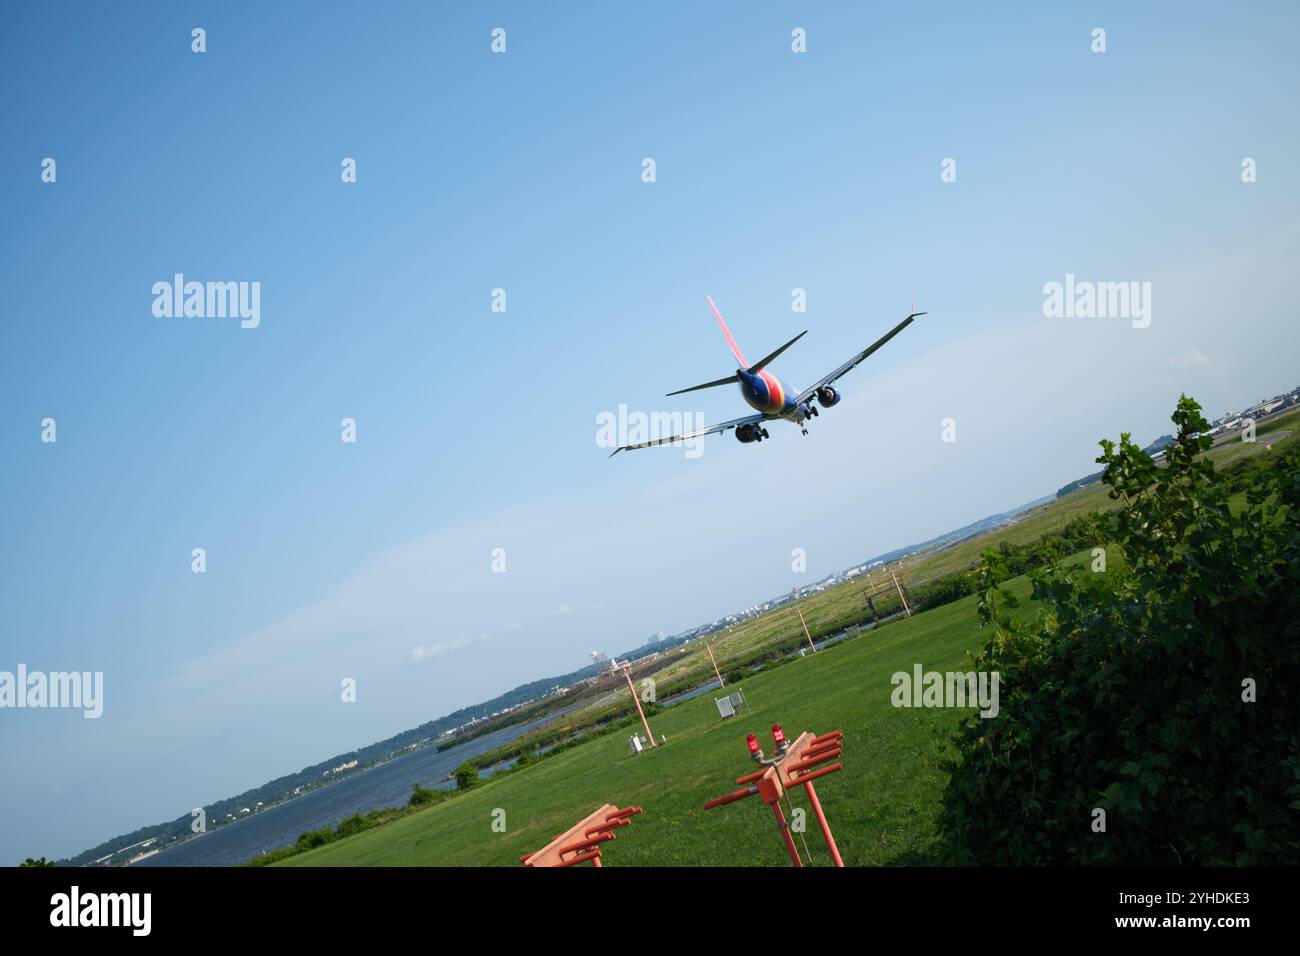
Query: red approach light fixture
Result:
<box><xmin>772</xmin><ymin>723</ymin><xmax>787</xmax><ymax>752</ymax></box>
<box><xmin>704</xmin><ymin>725</ymin><xmax>846</xmax><ymax>867</ymax></box>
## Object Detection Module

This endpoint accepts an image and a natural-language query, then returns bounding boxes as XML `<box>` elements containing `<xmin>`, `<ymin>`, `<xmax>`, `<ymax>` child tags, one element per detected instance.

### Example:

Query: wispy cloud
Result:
<box><xmin>412</xmin><ymin>634</ymin><xmax>488</xmax><ymax>663</ymax></box>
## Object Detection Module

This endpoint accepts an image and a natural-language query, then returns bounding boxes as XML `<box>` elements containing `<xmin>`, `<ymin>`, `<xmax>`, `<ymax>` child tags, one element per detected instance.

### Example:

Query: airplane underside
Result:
<box><xmin>608</xmin><ymin>295</ymin><xmax>920</xmax><ymax>457</ymax></box>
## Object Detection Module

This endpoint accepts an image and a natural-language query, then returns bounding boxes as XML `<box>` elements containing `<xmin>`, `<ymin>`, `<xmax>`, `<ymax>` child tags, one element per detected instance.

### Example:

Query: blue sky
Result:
<box><xmin>2</xmin><ymin>1</ymin><xmax>1298</xmax><ymax>862</ymax></box>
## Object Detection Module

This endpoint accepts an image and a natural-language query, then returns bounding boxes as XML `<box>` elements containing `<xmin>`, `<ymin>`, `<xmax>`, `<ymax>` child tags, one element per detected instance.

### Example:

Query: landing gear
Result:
<box><xmin>761</xmin><ymin>428</ymin><xmax>770</xmax><ymax>439</ymax></box>
<box><xmin>808</xmin><ymin>405</ymin><xmax>819</xmax><ymax>418</ymax></box>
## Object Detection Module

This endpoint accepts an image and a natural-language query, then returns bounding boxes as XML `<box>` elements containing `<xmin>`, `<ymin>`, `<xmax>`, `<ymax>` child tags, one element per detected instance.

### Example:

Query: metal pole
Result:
<box><xmin>803</xmin><ymin>780</ymin><xmax>844</xmax><ymax>867</ymax></box>
<box><xmin>705</xmin><ymin>642</ymin><xmax>725</xmax><ymax>687</ymax></box>
<box><xmin>623</xmin><ymin>667</ymin><xmax>657</xmax><ymax>747</ymax></box>
<box><xmin>771</xmin><ymin>801</ymin><xmax>803</xmax><ymax>867</ymax></box>
<box><xmin>795</xmin><ymin>605</ymin><xmax>817</xmax><ymax>653</ymax></box>
<box><xmin>889</xmin><ymin>568</ymin><xmax>911</xmax><ymax>617</ymax></box>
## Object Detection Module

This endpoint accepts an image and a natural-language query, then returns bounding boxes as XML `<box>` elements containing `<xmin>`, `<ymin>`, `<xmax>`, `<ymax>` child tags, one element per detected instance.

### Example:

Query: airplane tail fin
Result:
<box><xmin>669</xmin><ymin>296</ymin><xmax>806</xmax><ymax>394</ymax></box>
<box><xmin>707</xmin><ymin>295</ymin><xmax>749</xmax><ymax>367</ymax></box>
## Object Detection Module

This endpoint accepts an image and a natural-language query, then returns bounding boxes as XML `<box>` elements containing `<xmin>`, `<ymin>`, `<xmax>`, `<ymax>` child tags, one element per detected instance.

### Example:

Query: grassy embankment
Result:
<box><xmin>281</xmin><ymin>558</ymin><xmax>1068</xmax><ymax>866</ymax></box>
<box><xmin>450</xmin><ymin>410</ymin><xmax>1299</xmax><ymax>771</ymax></box>
<box><xmin>279</xmin><ymin>412</ymin><xmax>1297</xmax><ymax>865</ymax></box>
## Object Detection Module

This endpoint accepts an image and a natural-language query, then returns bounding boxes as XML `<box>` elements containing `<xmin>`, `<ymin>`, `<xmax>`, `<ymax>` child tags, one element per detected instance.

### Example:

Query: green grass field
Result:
<box><xmin>281</xmin><ymin>574</ymin><xmax>1046</xmax><ymax>867</ymax></box>
<box><xmin>281</xmin><ymin>410</ymin><xmax>1297</xmax><ymax>866</ymax></box>
<box><xmin>486</xmin><ymin>411</ymin><xmax>1299</xmax><ymax>750</ymax></box>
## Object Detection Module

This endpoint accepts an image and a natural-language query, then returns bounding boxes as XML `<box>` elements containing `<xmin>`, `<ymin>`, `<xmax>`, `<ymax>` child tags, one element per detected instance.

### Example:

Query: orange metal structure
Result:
<box><xmin>519</xmin><ymin>804</ymin><xmax>644</xmax><ymax>867</ymax></box>
<box><xmin>705</xmin><ymin>641</ymin><xmax>726</xmax><ymax>687</ymax></box>
<box><xmin>704</xmin><ymin>726</ymin><xmax>845</xmax><ymax>867</ymax></box>
<box><xmin>622</xmin><ymin>665</ymin><xmax>658</xmax><ymax>747</ymax></box>
<box><xmin>888</xmin><ymin>568</ymin><xmax>912</xmax><ymax>617</ymax></box>
<box><xmin>794</xmin><ymin>604</ymin><xmax>818</xmax><ymax>653</ymax></box>
<box><xmin>863</xmin><ymin>562</ymin><xmax>913</xmax><ymax>618</ymax></box>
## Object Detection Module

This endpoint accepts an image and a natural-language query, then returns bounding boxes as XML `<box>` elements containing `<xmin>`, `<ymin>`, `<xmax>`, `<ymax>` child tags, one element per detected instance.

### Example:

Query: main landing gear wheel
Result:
<box><xmin>761</xmin><ymin>428</ymin><xmax>770</xmax><ymax>439</ymax></box>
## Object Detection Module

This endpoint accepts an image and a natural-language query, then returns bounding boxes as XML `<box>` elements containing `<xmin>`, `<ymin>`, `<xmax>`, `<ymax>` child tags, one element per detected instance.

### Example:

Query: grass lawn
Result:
<box><xmin>283</xmin><ymin>417</ymin><xmax>1295</xmax><ymax>866</ymax></box>
<box><xmin>281</xmin><ymin>573</ymin><xmax>1046</xmax><ymax>867</ymax></box>
<box><xmin>426</xmin><ymin>416</ymin><xmax>1297</xmax><ymax>794</ymax></box>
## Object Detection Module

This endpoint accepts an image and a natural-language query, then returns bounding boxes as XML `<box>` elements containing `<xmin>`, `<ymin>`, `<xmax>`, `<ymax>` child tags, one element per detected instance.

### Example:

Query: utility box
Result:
<box><xmin>629</xmin><ymin>734</ymin><xmax>644</xmax><ymax>755</ymax></box>
<box><xmin>715</xmin><ymin>688</ymin><xmax>746</xmax><ymax>720</ymax></box>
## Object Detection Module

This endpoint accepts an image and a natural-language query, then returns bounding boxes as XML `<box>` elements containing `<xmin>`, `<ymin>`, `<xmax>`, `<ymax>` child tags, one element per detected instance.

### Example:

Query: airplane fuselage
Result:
<box><xmin>737</xmin><ymin>369</ymin><xmax>806</xmax><ymax>421</ymax></box>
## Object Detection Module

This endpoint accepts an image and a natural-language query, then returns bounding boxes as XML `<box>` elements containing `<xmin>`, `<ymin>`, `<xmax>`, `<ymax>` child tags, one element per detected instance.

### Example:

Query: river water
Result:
<box><xmin>134</xmin><ymin>620</ymin><xmax>896</xmax><ymax>866</ymax></box>
<box><xmin>134</xmin><ymin>706</ymin><xmax>576</xmax><ymax>867</ymax></box>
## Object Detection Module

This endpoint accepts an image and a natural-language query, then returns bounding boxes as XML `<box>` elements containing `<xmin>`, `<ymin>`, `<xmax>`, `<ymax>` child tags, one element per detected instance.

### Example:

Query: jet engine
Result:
<box><xmin>816</xmin><ymin>385</ymin><xmax>841</xmax><ymax>408</ymax></box>
<box><xmin>735</xmin><ymin>423</ymin><xmax>770</xmax><ymax>443</ymax></box>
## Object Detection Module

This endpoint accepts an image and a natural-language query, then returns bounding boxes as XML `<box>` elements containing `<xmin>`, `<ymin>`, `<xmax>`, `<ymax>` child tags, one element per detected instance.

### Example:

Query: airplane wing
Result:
<box><xmin>795</xmin><ymin>310</ymin><xmax>925</xmax><ymax>406</ymax></box>
<box><xmin>608</xmin><ymin>412</ymin><xmax>769</xmax><ymax>457</ymax></box>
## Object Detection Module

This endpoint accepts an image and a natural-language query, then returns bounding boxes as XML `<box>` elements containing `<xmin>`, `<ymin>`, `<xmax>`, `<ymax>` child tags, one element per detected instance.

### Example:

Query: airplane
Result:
<box><xmin>609</xmin><ymin>295</ymin><xmax>925</xmax><ymax>456</ymax></box>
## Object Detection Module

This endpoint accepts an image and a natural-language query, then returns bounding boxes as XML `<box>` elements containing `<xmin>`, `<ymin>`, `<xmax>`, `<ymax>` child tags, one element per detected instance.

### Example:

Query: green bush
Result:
<box><xmin>335</xmin><ymin>813</ymin><xmax>367</xmax><ymax>838</ymax></box>
<box><xmin>939</xmin><ymin>395</ymin><xmax>1300</xmax><ymax>865</ymax></box>
<box><xmin>454</xmin><ymin>765</ymin><xmax>482</xmax><ymax>791</ymax></box>
<box><xmin>408</xmin><ymin>783</ymin><xmax>443</xmax><ymax>807</ymax></box>
<box><xmin>910</xmin><ymin>571</ymin><xmax>980</xmax><ymax>611</ymax></box>
<box><xmin>295</xmin><ymin>828</ymin><xmax>336</xmax><ymax>852</ymax></box>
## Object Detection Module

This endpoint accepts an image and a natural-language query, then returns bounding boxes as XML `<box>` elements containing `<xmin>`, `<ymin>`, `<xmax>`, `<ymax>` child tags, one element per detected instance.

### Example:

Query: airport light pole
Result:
<box><xmin>889</xmin><ymin>567</ymin><xmax>912</xmax><ymax>617</ymax></box>
<box><xmin>705</xmin><ymin>641</ymin><xmax>726</xmax><ymax>688</ymax></box>
<box><xmin>623</xmin><ymin>665</ymin><xmax>657</xmax><ymax>748</ymax></box>
<box><xmin>795</xmin><ymin>604</ymin><xmax>817</xmax><ymax>653</ymax></box>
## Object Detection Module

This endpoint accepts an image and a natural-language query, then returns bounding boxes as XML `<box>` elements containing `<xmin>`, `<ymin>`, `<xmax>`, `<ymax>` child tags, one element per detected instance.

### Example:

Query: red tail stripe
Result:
<box><xmin>707</xmin><ymin>295</ymin><xmax>749</xmax><ymax>367</ymax></box>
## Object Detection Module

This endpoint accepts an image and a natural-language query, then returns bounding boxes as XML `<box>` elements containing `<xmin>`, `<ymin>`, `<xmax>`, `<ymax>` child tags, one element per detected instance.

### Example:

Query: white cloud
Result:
<box><xmin>412</xmin><ymin>635</ymin><xmax>488</xmax><ymax>663</ymax></box>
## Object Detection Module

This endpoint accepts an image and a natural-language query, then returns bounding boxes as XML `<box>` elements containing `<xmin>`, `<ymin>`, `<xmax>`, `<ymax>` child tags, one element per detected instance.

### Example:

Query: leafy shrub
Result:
<box><xmin>910</xmin><ymin>571</ymin><xmax>980</xmax><ymax>611</ymax></box>
<box><xmin>294</xmin><ymin>828</ymin><xmax>336</xmax><ymax>852</ymax></box>
<box><xmin>454</xmin><ymin>765</ymin><xmax>482</xmax><ymax>791</ymax></box>
<box><xmin>408</xmin><ymin>783</ymin><xmax>443</xmax><ymax>807</ymax></box>
<box><xmin>335</xmin><ymin>813</ymin><xmax>368</xmax><ymax>838</ymax></box>
<box><xmin>939</xmin><ymin>396</ymin><xmax>1300</xmax><ymax>865</ymax></box>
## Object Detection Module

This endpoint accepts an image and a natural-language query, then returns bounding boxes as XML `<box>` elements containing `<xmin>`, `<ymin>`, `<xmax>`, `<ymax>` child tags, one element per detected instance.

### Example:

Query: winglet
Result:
<box><xmin>908</xmin><ymin>291</ymin><xmax>926</xmax><ymax>321</ymax></box>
